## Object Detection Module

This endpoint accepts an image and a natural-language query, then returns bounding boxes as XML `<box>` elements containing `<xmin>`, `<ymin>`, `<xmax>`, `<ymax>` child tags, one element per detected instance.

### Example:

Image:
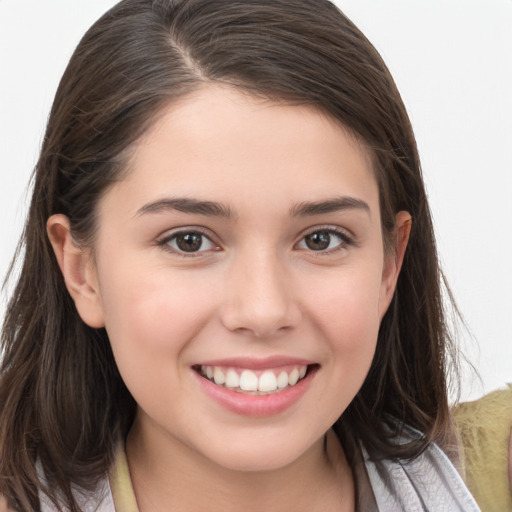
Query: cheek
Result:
<box><xmin>98</xmin><ymin>266</ymin><xmax>215</xmax><ymax>365</ymax></box>
<box><xmin>301</xmin><ymin>265</ymin><xmax>382</xmax><ymax>388</ymax></box>
<box><xmin>97</xmin><ymin>267</ymin><xmax>219</xmax><ymax>414</ymax></box>
<box><xmin>305</xmin><ymin>267</ymin><xmax>383</xmax><ymax>344</ymax></box>
<box><xmin>302</xmin><ymin>269</ymin><xmax>383</xmax><ymax>421</ymax></box>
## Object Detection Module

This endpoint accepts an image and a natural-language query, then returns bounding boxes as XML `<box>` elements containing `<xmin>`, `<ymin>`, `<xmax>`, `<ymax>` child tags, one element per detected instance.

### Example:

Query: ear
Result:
<box><xmin>47</xmin><ymin>214</ymin><xmax>105</xmax><ymax>328</ymax></box>
<box><xmin>378</xmin><ymin>211</ymin><xmax>412</xmax><ymax>318</ymax></box>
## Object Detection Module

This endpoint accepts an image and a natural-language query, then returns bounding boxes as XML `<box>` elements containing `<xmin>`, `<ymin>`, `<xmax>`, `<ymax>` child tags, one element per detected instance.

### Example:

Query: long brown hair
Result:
<box><xmin>1</xmin><ymin>0</ymin><xmax>458</xmax><ymax>509</ymax></box>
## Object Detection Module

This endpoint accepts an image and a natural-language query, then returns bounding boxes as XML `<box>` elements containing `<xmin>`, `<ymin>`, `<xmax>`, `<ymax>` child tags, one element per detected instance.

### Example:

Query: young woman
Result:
<box><xmin>0</xmin><ymin>0</ymin><xmax>480</xmax><ymax>510</ymax></box>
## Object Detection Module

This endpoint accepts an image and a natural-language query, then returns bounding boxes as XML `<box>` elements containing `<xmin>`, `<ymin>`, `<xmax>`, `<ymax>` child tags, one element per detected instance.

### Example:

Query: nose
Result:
<box><xmin>219</xmin><ymin>251</ymin><xmax>302</xmax><ymax>338</ymax></box>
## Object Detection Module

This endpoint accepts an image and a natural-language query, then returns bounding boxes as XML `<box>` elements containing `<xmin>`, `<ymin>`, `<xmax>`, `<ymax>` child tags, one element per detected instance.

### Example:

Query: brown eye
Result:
<box><xmin>304</xmin><ymin>231</ymin><xmax>332</xmax><ymax>251</ymax></box>
<box><xmin>297</xmin><ymin>229</ymin><xmax>351</xmax><ymax>252</ymax></box>
<box><xmin>163</xmin><ymin>231</ymin><xmax>217</xmax><ymax>254</ymax></box>
<box><xmin>175</xmin><ymin>233</ymin><xmax>204</xmax><ymax>252</ymax></box>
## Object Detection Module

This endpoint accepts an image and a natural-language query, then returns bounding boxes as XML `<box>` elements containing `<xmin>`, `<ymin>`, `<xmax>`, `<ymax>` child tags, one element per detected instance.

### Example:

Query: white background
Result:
<box><xmin>1</xmin><ymin>0</ymin><xmax>511</xmax><ymax>402</ymax></box>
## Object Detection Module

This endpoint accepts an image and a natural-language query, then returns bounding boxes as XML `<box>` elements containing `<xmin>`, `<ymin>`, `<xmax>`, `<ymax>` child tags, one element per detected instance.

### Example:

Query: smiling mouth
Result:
<box><xmin>193</xmin><ymin>364</ymin><xmax>317</xmax><ymax>395</ymax></box>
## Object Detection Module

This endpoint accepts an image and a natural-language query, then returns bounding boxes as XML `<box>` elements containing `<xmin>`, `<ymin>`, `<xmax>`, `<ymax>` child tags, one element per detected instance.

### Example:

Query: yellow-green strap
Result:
<box><xmin>109</xmin><ymin>442</ymin><xmax>139</xmax><ymax>512</ymax></box>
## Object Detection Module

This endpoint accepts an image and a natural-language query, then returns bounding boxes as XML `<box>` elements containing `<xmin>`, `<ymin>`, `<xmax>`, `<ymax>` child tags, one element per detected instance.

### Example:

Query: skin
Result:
<box><xmin>48</xmin><ymin>85</ymin><xmax>410</xmax><ymax>511</ymax></box>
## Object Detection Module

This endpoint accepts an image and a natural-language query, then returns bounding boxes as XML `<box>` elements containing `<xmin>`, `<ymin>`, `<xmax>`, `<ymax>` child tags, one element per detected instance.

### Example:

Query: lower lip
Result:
<box><xmin>194</xmin><ymin>367</ymin><xmax>317</xmax><ymax>418</ymax></box>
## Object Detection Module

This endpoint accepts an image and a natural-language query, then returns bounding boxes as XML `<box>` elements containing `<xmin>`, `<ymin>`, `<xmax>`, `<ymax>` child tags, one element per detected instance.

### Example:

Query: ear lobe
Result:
<box><xmin>379</xmin><ymin>211</ymin><xmax>412</xmax><ymax>317</ymax></box>
<box><xmin>47</xmin><ymin>214</ymin><xmax>105</xmax><ymax>328</ymax></box>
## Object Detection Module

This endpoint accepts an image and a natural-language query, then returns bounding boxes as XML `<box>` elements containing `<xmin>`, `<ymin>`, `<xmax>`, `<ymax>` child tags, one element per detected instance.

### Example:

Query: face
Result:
<box><xmin>64</xmin><ymin>86</ymin><xmax>406</xmax><ymax>472</ymax></box>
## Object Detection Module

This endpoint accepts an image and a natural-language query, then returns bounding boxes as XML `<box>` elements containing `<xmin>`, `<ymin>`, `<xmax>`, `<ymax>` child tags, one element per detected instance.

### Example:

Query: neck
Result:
<box><xmin>126</xmin><ymin>418</ymin><xmax>354</xmax><ymax>512</ymax></box>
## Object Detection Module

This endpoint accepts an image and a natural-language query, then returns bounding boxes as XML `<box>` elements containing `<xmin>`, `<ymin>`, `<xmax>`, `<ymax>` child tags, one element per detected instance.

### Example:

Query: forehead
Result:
<box><xmin>105</xmin><ymin>85</ymin><xmax>379</xmax><ymax>218</ymax></box>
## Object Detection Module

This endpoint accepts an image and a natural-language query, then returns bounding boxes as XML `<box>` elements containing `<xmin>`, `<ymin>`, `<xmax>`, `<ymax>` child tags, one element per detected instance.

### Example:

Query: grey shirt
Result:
<box><xmin>352</xmin><ymin>438</ymin><xmax>481</xmax><ymax>511</ymax></box>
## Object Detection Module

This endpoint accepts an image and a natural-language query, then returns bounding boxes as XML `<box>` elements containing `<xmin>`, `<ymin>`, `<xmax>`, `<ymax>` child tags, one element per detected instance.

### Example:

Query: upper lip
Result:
<box><xmin>194</xmin><ymin>355</ymin><xmax>316</xmax><ymax>370</ymax></box>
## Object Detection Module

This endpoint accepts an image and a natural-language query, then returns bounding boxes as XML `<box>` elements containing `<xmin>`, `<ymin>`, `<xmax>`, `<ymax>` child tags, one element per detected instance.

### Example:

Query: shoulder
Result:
<box><xmin>361</xmin><ymin>425</ymin><xmax>481</xmax><ymax>511</ymax></box>
<box><xmin>452</xmin><ymin>385</ymin><xmax>512</xmax><ymax>512</ymax></box>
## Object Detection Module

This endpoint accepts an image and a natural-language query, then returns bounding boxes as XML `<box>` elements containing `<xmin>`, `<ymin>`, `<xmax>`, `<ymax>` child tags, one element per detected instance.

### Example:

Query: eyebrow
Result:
<box><xmin>136</xmin><ymin>195</ymin><xmax>370</xmax><ymax>220</ymax></box>
<box><xmin>136</xmin><ymin>198</ymin><xmax>235</xmax><ymax>219</ymax></box>
<box><xmin>289</xmin><ymin>196</ymin><xmax>371</xmax><ymax>217</ymax></box>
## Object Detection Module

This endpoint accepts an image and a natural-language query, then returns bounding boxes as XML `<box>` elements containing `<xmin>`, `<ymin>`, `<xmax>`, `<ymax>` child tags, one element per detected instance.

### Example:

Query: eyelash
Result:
<box><xmin>156</xmin><ymin>226</ymin><xmax>355</xmax><ymax>257</ymax></box>
<box><xmin>156</xmin><ymin>228</ymin><xmax>220</xmax><ymax>258</ymax></box>
<box><xmin>295</xmin><ymin>226</ymin><xmax>355</xmax><ymax>254</ymax></box>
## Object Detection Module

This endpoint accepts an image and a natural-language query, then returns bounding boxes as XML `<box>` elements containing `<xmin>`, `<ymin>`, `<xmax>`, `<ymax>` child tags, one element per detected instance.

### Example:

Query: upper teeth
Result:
<box><xmin>200</xmin><ymin>365</ymin><xmax>308</xmax><ymax>393</ymax></box>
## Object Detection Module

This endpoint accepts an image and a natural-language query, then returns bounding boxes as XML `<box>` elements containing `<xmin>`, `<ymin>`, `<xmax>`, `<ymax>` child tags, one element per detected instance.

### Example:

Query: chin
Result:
<box><xmin>199</xmin><ymin>432</ymin><xmax>319</xmax><ymax>473</ymax></box>
<box><xmin>211</xmin><ymin>452</ymin><xmax>299</xmax><ymax>473</ymax></box>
